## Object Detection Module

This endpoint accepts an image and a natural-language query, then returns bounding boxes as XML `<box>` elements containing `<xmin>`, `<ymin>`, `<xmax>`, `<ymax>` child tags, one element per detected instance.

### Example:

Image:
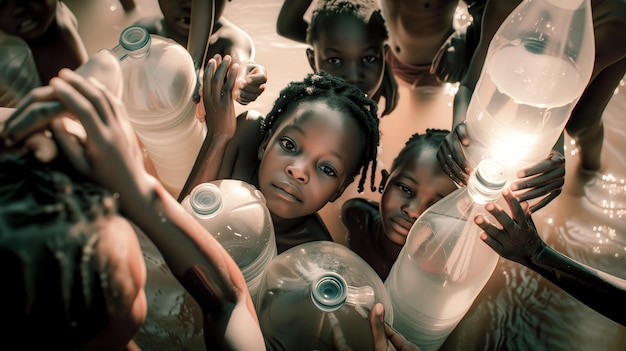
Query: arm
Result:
<box><xmin>0</xmin><ymin>68</ymin><xmax>265</xmax><ymax>350</ymax></box>
<box><xmin>475</xmin><ymin>189</ymin><xmax>626</xmax><ymax>326</ymax></box>
<box><xmin>276</xmin><ymin>0</ymin><xmax>313</xmax><ymax>43</ymax></box>
<box><xmin>179</xmin><ymin>55</ymin><xmax>240</xmax><ymax>201</ymax></box>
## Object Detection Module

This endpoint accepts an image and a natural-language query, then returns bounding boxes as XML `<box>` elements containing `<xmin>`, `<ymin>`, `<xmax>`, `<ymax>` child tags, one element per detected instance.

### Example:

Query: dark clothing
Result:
<box><xmin>273</xmin><ymin>213</ymin><xmax>333</xmax><ymax>254</ymax></box>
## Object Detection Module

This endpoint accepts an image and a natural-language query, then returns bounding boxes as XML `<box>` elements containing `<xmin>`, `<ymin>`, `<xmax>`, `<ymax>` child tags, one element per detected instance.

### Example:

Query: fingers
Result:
<box><xmin>437</xmin><ymin>126</ymin><xmax>471</xmax><ymax>186</ymax></box>
<box><xmin>2</xmin><ymin>100</ymin><xmax>64</xmax><ymax>147</ymax></box>
<box><xmin>50</xmin><ymin>118</ymin><xmax>91</xmax><ymax>175</ymax></box>
<box><xmin>516</xmin><ymin>150</ymin><xmax>565</xmax><ymax>178</ymax></box>
<box><xmin>369</xmin><ymin>303</ymin><xmax>391</xmax><ymax>351</ymax></box>
<box><xmin>23</xmin><ymin>131</ymin><xmax>58</xmax><ymax>162</ymax></box>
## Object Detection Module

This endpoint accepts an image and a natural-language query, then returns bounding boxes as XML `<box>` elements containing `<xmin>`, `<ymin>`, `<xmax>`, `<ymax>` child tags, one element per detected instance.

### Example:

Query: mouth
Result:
<box><xmin>389</xmin><ymin>217</ymin><xmax>413</xmax><ymax>237</ymax></box>
<box><xmin>17</xmin><ymin>18</ymin><xmax>39</xmax><ymax>35</ymax></box>
<box><xmin>271</xmin><ymin>183</ymin><xmax>302</xmax><ymax>203</ymax></box>
<box><xmin>175</xmin><ymin>17</ymin><xmax>191</xmax><ymax>30</ymax></box>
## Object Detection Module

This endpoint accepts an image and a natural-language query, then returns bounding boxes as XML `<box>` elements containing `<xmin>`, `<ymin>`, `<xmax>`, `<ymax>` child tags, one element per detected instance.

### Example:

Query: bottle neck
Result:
<box><xmin>466</xmin><ymin>159</ymin><xmax>508</xmax><ymax>204</ymax></box>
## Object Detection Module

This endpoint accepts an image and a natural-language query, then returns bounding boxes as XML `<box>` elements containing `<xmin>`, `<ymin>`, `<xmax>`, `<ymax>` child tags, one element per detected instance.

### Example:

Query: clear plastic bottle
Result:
<box><xmin>256</xmin><ymin>241</ymin><xmax>393</xmax><ymax>351</ymax></box>
<box><xmin>109</xmin><ymin>25</ymin><xmax>207</xmax><ymax>197</ymax></box>
<box><xmin>180</xmin><ymin>179</ymin><xmax>277</xmax><ymax>299</ymax></box>
<box><xmin>385</xmin><ymin>159</ymin><xmax>508</xmax><ymax>351</ymax></box>
<box><xmin>0</xmin><ymin>34</ymin><xmax>41</xmax><ymax>108</ymax></box>
<box><xmin>463</xmin><ymin>0</ymin><xmax>594</xmax><ymax>174</ymax></box>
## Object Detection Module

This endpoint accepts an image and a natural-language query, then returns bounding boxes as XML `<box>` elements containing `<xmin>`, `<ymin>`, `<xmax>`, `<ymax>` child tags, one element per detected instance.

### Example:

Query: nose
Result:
<box><xmin>341</xmin><ymin>62</ymin><xmax>363</xmax><ymax>87</ymax></box>
<box><xmin>403</xmin><ymin>199</ymin><xmax>427</xmax><ymax>220</ymax></box>
<box><xmin>286</xmin><ymin>162</ymin><xmax>309</xmax><ymax>183</ymax></box>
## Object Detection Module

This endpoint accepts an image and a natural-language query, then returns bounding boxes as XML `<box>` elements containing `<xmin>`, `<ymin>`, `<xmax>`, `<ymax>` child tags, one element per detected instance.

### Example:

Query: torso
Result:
<box><xmin>380</xmin><ymin>0</ymin><xmax>461</xmax><ymax>65</ymax></box>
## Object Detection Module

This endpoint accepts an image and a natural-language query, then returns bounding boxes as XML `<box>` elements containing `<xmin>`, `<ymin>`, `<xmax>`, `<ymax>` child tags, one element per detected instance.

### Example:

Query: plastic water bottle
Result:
<box><xmin>0</xmin><ymin>34</ymin><xmax>41</xmax><ymax>107</ymax></box>
<box><xmin>109</xmin><ymin>25</ymin><xmax>207</xmax><ymax>198</ymax></box>
<box><xmin>180</xmin><ymin>179</ymin><xmax>277</xmax><ymax>299</ymax></box>
<box><xmin>462</xmin><ymin>0</ymin><xmax>594</xmax><ymax>174</ymax></box>
<box><xmin>256</xmin><ymin>241</ymin><xmax>393</xmax><ymax>351</ymax></box>
<box><xmin>385</xmin><ymin>159</ymin><xmax>508</xmax><ymax>351</ymax></box>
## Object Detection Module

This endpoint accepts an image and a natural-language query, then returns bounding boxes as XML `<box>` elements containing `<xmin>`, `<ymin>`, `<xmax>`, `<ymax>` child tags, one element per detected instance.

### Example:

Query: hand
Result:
<box><xmin>235</xmin><ymin>61</ymin><xmax>267</xmax><ymax>105</ymax></box>
<box><xmin>1</xmin><ymin>68</ymin><xmax>152</xmax><ymax>206</ymax></box>
<box><xmin>369</xmin><ymin>303</ymin><xmax>421</xmax><ymax>351</ymax></box>
<box><xmin>377</xmin><ymin>61</ymin><xmax>399</xmax><ymax>117</ymax></box>
<box><xmin>437</xmin><ymin>121</ymin><xmax>471</xmax><ymax>186</ymax></box>
<box><xmin>510</xmin><ymin>150</ymin><xmax>565</xmax><ymax>213</ymax></box>
<box><xmin>431</xmin><ymin>29</ymin><xmax>471</xmax><ymax>84</ymax></box>
<box><xmin>475</xmin><ymin>189</ymin><xmax>546</xmax><ymax>266</ymax></box>
<box><xmin>196</xmin><ymin>55</ymin><xmax>239</xmax><ymax>139</ymax></box>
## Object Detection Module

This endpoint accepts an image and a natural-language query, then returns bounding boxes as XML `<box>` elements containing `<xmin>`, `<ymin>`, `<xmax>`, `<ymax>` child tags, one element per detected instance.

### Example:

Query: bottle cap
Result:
<box><xmin>119</xmin><ymin>25</ymin><xmax>151</xmax><ymax>52</ymax></box>
<box><xmin>311</xmin><ymin>272</ymin><xmax>347</xmax><ymax>312</ymax></box>
<box><xmin>475</xmin><ymin>159</ymin><xmax>508</xmax><ymax>189</ymax></box>
<box><xmin>190</xmin><ymin>183</ymin><xmax>223</xmax><ymax>216</ymax></box>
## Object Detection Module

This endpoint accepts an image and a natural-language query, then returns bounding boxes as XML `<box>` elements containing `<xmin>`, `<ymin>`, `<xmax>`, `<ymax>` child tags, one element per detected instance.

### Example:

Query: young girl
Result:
<box><xmin>277</xmin><ymin>0</ymin><xmax>398</xmax><ymax>116</ymax></box>
<box><xmin>181</xmin><ymin>56</ymin><xmax>380</xmax><ymax>253</ymax></box>
<box><xmin>342</xmin><ymin>129</ymin><xmax>457</xmax><ymax>280</ymax></box>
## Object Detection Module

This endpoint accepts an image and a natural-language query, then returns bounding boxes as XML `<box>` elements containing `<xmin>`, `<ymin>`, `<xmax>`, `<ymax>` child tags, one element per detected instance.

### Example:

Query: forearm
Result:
<box><xmin>179</xmin><ymin>132</ymin><xmax>231</xmax><ymax>201</ymax></box>
<box><xmin>276</xmin><ymin>0</ymin><xmax>313</xmax><ymax>43</ymax></box>
<box><xmin>525</xmin><ymin>245</ymin><xmax>626</xmax><ymax>326</ymax></box>
<box><xmin>452</xmin><ymin>85</ymin><xmax>472</xmax><ymax>127</ymax></box>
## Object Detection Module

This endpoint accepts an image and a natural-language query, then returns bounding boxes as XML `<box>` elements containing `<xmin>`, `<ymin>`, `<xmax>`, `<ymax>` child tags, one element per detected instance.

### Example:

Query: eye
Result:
<box><xmin>319</xmin><ymin>164</ymin><xmax>338</xmax><ymax>177</ymax></box>
<box><xmin>279</xmin><ymin>137</ymin><xmax>297</xmax><ymax>152</ymax></box>
<box><xmin>327</xmin><ymin>57</ymin><xmax>341</xmax><ymax>65</ymax></box>
<box><xmin>363</xmin><ymin>55</ymin><xmax>377</xmax><ymax>64</ymax></box>
<box><xmin>397</xmin><ymin>183</ymin><xmax>414</xmax><ymax>196</ymax></box>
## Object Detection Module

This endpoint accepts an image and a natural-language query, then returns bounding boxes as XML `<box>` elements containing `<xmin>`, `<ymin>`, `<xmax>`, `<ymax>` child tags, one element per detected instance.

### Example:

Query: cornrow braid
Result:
<box><xmin>306</xmin><ymin>0</ymin><xmax>388</xmax><ymax>45</ymax></box>
<box><xmin>391</xmin><ymin>129</ymin><xmax>450</xmax><ymax>172</ymax></box>
<box><xmin>262</xmin><ymin>71</ymin><xmax>380</xmax><ymax>193</ymax></box>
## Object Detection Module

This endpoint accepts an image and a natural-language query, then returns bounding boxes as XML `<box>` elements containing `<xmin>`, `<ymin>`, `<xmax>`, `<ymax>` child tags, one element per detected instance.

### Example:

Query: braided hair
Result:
<box><xmin>391</xmin><ymin>129</ymin><xmax>450</xmax><ymax>172</ymax></box>
<box><xmin>0</xmin><ymin>154</ymin><xmax>116</xmax><ymax>348</ymax></box>
<box><xmin>262</xmin><ymin>71</ymin><xmax>380</xmax><ymax>193</ymax></box>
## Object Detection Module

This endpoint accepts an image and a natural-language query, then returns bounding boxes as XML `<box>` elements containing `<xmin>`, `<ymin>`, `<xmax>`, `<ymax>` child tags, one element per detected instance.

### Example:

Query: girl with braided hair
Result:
<box><xmin>181</xmin><ymin>55</ymin><xmax>381</xmax><ymax>253</ymax></box>
<box><xmin>342</xmin><ymin>129</ymin><xmax>458</xmax><ymax>280</ymax></box>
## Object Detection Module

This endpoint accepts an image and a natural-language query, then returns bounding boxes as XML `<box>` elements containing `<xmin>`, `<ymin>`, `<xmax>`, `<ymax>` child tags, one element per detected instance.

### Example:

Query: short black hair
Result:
<box><xmin>0</xmin><ymin>154</ymin><xmax>116</xmax><ymax>348</ymax></box>
<box><xmin>263</xmin><ymin>71</ymin><xmax>380</xmax><ymax>193</ymax></box>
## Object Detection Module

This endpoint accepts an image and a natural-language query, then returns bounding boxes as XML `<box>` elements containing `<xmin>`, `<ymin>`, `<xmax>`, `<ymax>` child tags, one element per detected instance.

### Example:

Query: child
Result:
<box><xmin>0</xmin><ymin>0</ymin><xmax>87</xmax><ymax>90</ymax></box>
<box><xmin>443</xmin><ymin>0</ymin><xmax>626</xmax><ymax>181</ymax></box>
<box><xmin>1</xmin><ymin>64</ymin><xmax>420</xmax><ymax>351</ymax></box>
<box><xmin>277</xmin><ymin>0</ymin><xmax>398</xmax><ymax>116</ymax></box>
<box><xmin>476</xmin><ymin>189</ymin><xmax>626</xmax><ymax>326</ymax></box>
<box><xmin>134</xmin><ymin>0</ymin><xmax>267</xmax><ymax>105</ymax></box>
<box><xmin>342</xmin><ymin>129</ymin><xmax>458</xmax><ymax>280</ymax></box>
<box><xmin>0</xmin><ymin>153</ymin><xmax>147</xmax><ymax>351</ymax></box>
<box><xmin>181</xmin><ymin>56</ymin><xmax>380</xmax><ymax>253</ymax></box>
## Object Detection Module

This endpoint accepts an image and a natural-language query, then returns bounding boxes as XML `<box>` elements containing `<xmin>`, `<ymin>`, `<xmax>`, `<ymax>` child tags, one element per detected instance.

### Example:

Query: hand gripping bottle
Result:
<box><xmin>256</xmin><ymin>241</ymin><xmax>393</xmax><ymax>351</ymax></box>
<box><xmin>110</xmin><ymin>25</ymin><xmax>207</xmax><ymax>198</ymax></box>
<box><xmin>134</xmin><ymin>179</ymin><xmax>276</xmax><ymax>350</ymax></box>
<box><xmin>385</xmin><ymin>159</ymin><xmax>508</xmax><ymax>351</ymax></box>
<box><xmin>180</xmin><ymin>179</ymin><xmax>277</xmax><ymax>299</ymax></box>
<box><xmin>462</xmin><ymin>0</ymin><xmax>594</xmax><ymax>175</ymax></box>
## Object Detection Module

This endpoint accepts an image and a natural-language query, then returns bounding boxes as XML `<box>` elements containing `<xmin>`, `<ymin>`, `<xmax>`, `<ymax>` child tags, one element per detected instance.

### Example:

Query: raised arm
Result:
<box><xmin>276</xmin><ymin>0</ymin><xmax>313</xmax><ymax>43</ymax></box>
<box><xmin>475</xmin><ymin>189</ymin><xmax>626</xmax><ymax>326</ymax></box>
<box><xmin>0</xmin><ymin>67</ymin><xmax>265</xmax><ymax>350</ymax></box>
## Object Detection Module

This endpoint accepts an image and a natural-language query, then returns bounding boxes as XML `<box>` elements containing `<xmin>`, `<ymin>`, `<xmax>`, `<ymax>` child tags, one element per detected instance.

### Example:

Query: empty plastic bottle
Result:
<box><xmin>180</xmin><ymin>179</ymin><xmax>277</xmax><ymax>299</ymax></box>
<box><xmin>0</xmin><ymin>34</ymin><xmax>41</xmax><ymax>107</ymax></box>
<box><xmin>462</xmin><ymin>0</ymin><xmax>594</xmax><ymax>175</ymax></box>
<box><xmin>109</xmin><ymin>25</ymin><xmax>207</xmax><ymax>198</ymax></box>
<box><xmin>385</xmin><ymin>159</ymin><xmax>508</xmax><ymax>351</ymax></box>
<box><xmin>256</xmin><ymin>241</ymin><xmax>393</xmax><ymax>351</ymax></box>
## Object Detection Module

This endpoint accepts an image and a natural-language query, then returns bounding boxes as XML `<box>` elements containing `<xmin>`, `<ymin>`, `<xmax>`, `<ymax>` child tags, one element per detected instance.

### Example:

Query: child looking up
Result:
<box><xmin>277</xmin><ymin>0</ymin><xmax>398</xmax><ymax>116</ymax></box>
<box><xmin>181</xmin><ymin>57</ymin><xmax>380</xmax><ymax>253</ymax></box>
<box><xmin>342</xmin><ymin>129</ymin><xmax>458</xmax><ymax>280</ymax></box>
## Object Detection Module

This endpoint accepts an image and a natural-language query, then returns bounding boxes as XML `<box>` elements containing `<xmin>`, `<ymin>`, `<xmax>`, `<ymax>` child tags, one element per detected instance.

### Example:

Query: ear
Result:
<box><xmin>306</xmin><ymin>48</ymin><xmax>317</xmax><ymax>72</ymax></box>
<box><xmin>258</xmin><ymin>130</ymin><xmax>272</xmax><ymax>160</ymax></box>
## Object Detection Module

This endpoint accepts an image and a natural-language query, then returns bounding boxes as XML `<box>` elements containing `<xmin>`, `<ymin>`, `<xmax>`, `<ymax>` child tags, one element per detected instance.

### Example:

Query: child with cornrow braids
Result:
<box><xmin>342</xmin><ymin>129</ymin><xmax>458</xmax><ymax>280</ymax></box>
<box><xmin>181</xmin><ymin>55</ymin><xmax>381</xmax><ymax>253</ymax></box>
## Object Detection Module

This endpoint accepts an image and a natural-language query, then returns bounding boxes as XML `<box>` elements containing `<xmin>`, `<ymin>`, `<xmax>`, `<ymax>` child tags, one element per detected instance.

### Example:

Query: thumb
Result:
<box><xmin>369</xmin><ymin>303</ymin><xmax>389</xmax><ymax>351</ymax></box>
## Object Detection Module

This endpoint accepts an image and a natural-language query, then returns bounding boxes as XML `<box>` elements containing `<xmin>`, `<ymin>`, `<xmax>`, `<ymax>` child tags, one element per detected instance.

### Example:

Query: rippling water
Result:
<box><xmin>66</xmin><ymin>0</ymin><xmax>626</xmax><ymax>350</ymax></box>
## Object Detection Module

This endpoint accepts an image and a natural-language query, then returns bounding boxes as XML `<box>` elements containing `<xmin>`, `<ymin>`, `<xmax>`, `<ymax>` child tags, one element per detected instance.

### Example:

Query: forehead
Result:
<box><xmin>394</xmin><ymin>145</ymin><xmax>441</xmax><ymax>177</ymax></box>
<box><xmin>313</xmin><ymin>14</ymin><xmax>383</xmax><ymax>48</ymax></box>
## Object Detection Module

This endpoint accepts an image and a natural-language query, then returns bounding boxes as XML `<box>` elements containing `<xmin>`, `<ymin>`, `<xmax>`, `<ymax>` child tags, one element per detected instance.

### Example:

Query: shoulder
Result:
<box><xmin>132</xmin><ymin>16</ymin><xmax>163</xmax><ymax>35</ymax></box>
<box><xmin>341</xmin><ymin>198</ymin><xmax>379</xmax><ymax>225</ymax></box>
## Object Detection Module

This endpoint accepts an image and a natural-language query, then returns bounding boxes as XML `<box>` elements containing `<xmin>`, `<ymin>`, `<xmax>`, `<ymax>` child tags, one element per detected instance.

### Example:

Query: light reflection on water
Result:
<box><xmin>66</xmin><ymin>0</ymin><xmax>626</xmax><ymax>350</ymax></box>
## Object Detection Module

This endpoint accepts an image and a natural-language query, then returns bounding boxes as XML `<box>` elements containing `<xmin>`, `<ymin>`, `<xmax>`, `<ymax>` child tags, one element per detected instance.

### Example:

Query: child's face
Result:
<box><xmin>158</xmin><ymin>0</ymin><xmax>227</xmax><ymax>38</ymax></box>
<box><xmin>307</xmin><ymin>15</ymin><xmax>385</xmax><ymax>99</ymax></box>
<box><xmin>380</xmin><ymin>145</ymin><xmax>457</xmax><ymax>245</ymax></box>
<box><xmin>257</xmin><ymin>100</ymin><xmax>363</xmax><ymax>220</ymax></box>
<box><xmin>0</xmin><ymin>0</ymin><xmax>57</xmax><ymax>40</ymax></box>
